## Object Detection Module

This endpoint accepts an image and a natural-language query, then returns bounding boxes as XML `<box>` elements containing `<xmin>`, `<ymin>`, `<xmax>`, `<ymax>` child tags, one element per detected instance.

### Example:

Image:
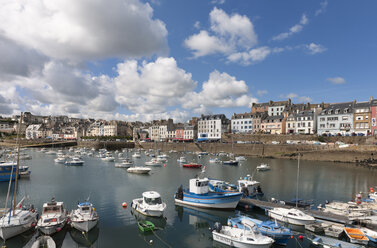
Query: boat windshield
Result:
<box><xmin>81</xmin><ymin>206</ymin><xmax>90</xmax><ymax>211</ymax></box>
<box><xmin>144</xmin><ymin>197</ymin><xmax>162</xmax><ymax>205</ymax></box>
<box><xmin>196</xmin><ymin>181</ymin><xmax>208</xmax><ymax>187</ymax></box>
<box><xmin>43</xmin><ymin>206</ymin><xmax>62</xmax><ymax>214</ymax></box>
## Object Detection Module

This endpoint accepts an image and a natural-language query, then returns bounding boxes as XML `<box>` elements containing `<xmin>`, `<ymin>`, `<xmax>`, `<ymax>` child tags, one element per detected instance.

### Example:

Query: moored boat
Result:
<box><xmin>37</xmin><ymin>198</ymin><xmax>68</xmax><ymax>235</ymax></box>
<box><xmin>212</xmin><ymin>222</ymin><xmax>274</xmax><ymax>248</ymax></box>
<box><xmin>69</xmin><ymin>201</ymin><xmax>99</xmax><ymax>233</ymax></box>
<box><xmin>228</xmin><ymin>215</ymin><xmax>292</xmax><ymax>246</ymax></box>
<box><xmin>177</xmin><ymin>157</ymin><xmax>187</xmax><ymax>163</ymax></box>
<box><xmin>131</xmin><ymin>191</ymin><xmax>166</xmax><ymax>217</ymax></box>
<box><xmin>31</xmin><ymin>235</ymin><xmax>56</xmax><ymax>248</ymax></box>
<box><xmin>268</xmin><ymin>207</ymin><xmax>315</xmax><ymax>226</ymax></box>
<box><xmin>257</xmin><ymin>164</ymin><xmax>271</xmax><ymax>171</ymax></box>
<box><xmin>127</xmin><ymin>167</ymin><xmax>151</xmax><ymax>174</ymax></box>
<box><xmin>344</xmin><ymin>227</ymin><xmax>369</xmax><ymax>245</ymax></box>
<box><xmin>182</xmin><ymin>163</ymin><xmax>202</xmax><ymax>168</ymax></box>
<box><xmin>65</xmin><ymin>157</ymin><xmax>84</xmax><ymax>166</ymax></box>
<box><xmin>174</xmin><ymin>178</ymin><xmax>242</xmax><ymax>209</ymax></box>
<box><xmin>223</xmin><ymin>160</ymin><xmax>239</xmax><ymax>166</ymax></box>
<box><xmin>145</xmin><ymin>158</ymin><xmax>162</xmax><ymax>166</ymax></box>
<box><xmin>209</xmin><ymin>158</ymin><xmax>221</xmax><ymax>163</ymax></box>
<box><xmin>115</xmin><ymin>159</ymin><xmax>133</xmax><ymax>168</ymax></box>
<box><xmin>307</xmin><ymin>234</ymin><xmax>363</xmax><ymax>248</ymax></box>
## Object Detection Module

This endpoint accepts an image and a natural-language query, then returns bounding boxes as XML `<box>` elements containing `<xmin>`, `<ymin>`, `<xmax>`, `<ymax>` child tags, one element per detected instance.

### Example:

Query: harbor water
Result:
<box><xmin>1</xmin><ymin>148</ymin><xmax>377</xmax><ymax>247</ymax></box>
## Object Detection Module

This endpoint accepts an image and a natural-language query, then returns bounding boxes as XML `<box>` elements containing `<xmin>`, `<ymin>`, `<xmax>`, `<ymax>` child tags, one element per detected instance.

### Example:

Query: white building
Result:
<box><xmin>25</xmin><ymin>124</ymin><xmax>45</xmax><ymax>139</ymax></box>
<box><xmin>268</xmin><ymin>99</ymin><xmax>291</xmax><ymax>116</ymax></box>
<box><xmin>198</xmin><ymin>114</ymin><xmax>229</xmax><ymax>141</ymax></box>
<box><xmin>231</xmin><ymin>113</ymin><xmax>253</xmax><ymax>133</ymax></box>
<box><xmin>317</xmin><ymin>102</ymin><xmax>354</xmax><ymax>136</ymax></box>
<box><xmin>183</xmin><ymin>125</ymin><xmax>197</xmax><ymax>140</ymax></box>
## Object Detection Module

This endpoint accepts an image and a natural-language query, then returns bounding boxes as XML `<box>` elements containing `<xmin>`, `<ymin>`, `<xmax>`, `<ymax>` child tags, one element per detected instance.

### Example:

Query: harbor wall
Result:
<box><xmin>136</xmin><ymin>142</ymin><xmax>377</xmax><ymax>166</ymax></box>
<box><xmin>77</xmin><ymin>140</ymin><xmax>135</xmax><ymax>150</ymax></box>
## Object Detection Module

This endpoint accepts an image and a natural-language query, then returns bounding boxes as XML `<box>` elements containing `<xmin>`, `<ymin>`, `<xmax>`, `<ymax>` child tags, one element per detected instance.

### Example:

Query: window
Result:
<box><xmin>320</xmin><ymin>124</ymin><xmax>325</xmax><ymax>128</ymax></box>
<box><xmin>320</xmin><ymin>118</ymin><xmax>326</xmax><ymax>122</ymax></box>
<box><xmin>308</xmin><ymin>122</ymin><xmax>311</xmax><ymax>127</ymax></box>
<box><xmin>288</xmin><ymin>123</ymin><xmax>290</xmax><ymax>128</ymax></box>
<box><xmin>342</xmin><ymin>116</ymin><xmax>348</xmax><ymax>121</ymax></box>
<box><xmin>366</xmin><ymin>115</ymin><xmax>369</xmax><ymax>120</ymax></box>
<box><xmin>330</xmin><ymin>124</ymin><xmax>335</xmax><ymax>128</ymax></box>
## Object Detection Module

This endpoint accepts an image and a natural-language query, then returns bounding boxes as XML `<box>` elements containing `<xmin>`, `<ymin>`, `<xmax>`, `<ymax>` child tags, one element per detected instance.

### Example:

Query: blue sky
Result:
<box><xmin>0</xmin><ymin>0</ymin><xmax>376</xmax><ymax>122</ymax></box>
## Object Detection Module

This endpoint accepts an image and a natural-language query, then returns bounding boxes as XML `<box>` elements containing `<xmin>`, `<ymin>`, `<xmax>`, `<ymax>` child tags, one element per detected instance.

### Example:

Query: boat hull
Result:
<box><xmin>213</xmin><ymin>231</ymin><xmax>272</xmax><ymax>248</ymax></box>
<box><xmin>175</xmin><ymin>192</ymin><xmax>242</xmax><ymax>209</ymax></box>
<box><xmin>71</xmin><ymin>219</ymin><xmax>98</xmax><ymax>233</ymax></box>
<box><xmin>0</xmin><ymin>211</ymin><xmax>37</xmax><ymax>240</ymax></box>
<box><xmin>39</xmin><ymin>221</ymin><xmax>66</xmax><ymax>235</ymax></box>
<box><xmin>268</xmin><ymin>210</ymin><xmax>314</xmax><ymax>226</ymax></box>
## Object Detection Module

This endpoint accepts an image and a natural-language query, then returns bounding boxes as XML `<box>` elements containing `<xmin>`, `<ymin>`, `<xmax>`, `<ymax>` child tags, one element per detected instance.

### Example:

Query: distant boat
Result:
<box><xmin>212</xmin><ymin>222</ymin><xmax>274</xmax><ymax>248</ymax></box>
<box><xmin>174</xmin><ymin>177</ymin><xmax>242</xmax><ymax>209</ymax></box>
<box><xmin>131</xmin><ymin>191</ymin><xmax>166</xmax><ymax>217</ymax></box>
<box><xmin>209</xmin><ymin>158</ymin><xmax>221</xmax><ymax>163</ymax></box>
<box><xmin>69</xmin><ymin>201</ymin><xmax>99</xmax><ymax>233</ymax></box>
<box><xmin>101</xmin><ymin>154</ymin><xmax>115</xmax><ymax>162</ymax></box>
<box><xmin>115</xmin><ymin>159</ymin><xmax>133</xmax><ymax>168</ymax></box>
<box><xmin>177</xmin><ymin>157</ymin><xmax>187</xmax><ymax>163</ymax></box>
<box><xmin>235</xmin><ymin>156</ymin><xmax>246</xmax><ymax>162</ymax></box>
<box><xmin>127</xmin><ymin>167</ymin><xmax>151</xmax><ymax>174</ymax></box>
<box><xmin>257</xmin><ymin>164</ymin><xmax>271</xmax><ymax>171</ymax></box>
<box><xmin>145</xmin><ymin>158</ymin><xmax>162</xmax><ymax>166</ymax></box>
<box><xmin>65</xmin><ymin>157</ymin><xmax>84</xmax><ymax>166</ymax></box>
<box><xmin>223</xmin><ymin>160</ymin><xmax>239</xmax><ymax>166</ymax></box>
<box><xmin>54</xmin><ymin>157</ymin><xmax>66</xmax><ymax>164</ymax></box>
<box><xmin>132</xmin><ymin>153</ymin><xmax>141</xmax><ymax>158</ymax></box>
<box><xmin>183</xmin><ymin>163</ymin><xmax>202</xmax><ymax>168</ymax></box>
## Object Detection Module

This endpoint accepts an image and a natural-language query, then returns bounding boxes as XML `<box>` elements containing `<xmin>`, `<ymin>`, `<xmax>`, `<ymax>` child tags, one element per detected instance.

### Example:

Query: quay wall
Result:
<box><xmin>77</xmin><ymin>140</ymin><xmax>135</xmax><ymax>150</ymax></box>
<box><xmin>136</xmin><ymin>142</ymin><xmax>377</xmax><ymax>166</ymax></box>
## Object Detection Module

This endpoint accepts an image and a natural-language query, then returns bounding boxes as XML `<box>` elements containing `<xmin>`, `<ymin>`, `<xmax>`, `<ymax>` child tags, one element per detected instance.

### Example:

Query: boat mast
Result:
<box><xmin>295</xmin><ymin>153</ymin><xmax>300</xmax><ymax>208</ymax></box>
<box><xmin>12</xmin><ymin>112</ymin><xmax>23</xmax><ymax>215</ymax></box>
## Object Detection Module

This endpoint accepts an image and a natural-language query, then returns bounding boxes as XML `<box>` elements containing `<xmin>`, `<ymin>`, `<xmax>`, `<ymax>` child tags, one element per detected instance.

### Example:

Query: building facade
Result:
<box><xmin>261</xmin><ymin>115</ymin><xmax>284</xmax><ymax>134</ymax></box>
<box><xmin>371</xmin><ymin>99</ymin><xmax>377</xmax><ymax>135</ymax></box>
<box><xmin>317</xmin><ymin>102</ymin><xmax>354</xmax><ymax>136</ymax></box>
<box><xmin>198</xmin><ymin>114</ymin><xmax>228</xmax><ymax>141</ymax></box>
<box><xmin>353</xmin><ymin>102</ymin><xmax>371</xmax><ymax>135</ymax></box>
<box><xmin>231</xmin><ymin>113</ymin><xmax>253</xmax><ymax>133</ymax></box>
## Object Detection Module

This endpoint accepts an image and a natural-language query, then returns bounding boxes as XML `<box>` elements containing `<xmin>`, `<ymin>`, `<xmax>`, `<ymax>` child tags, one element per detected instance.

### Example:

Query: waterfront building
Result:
<box><xmin>25</xmin><ymin>124</ymin><xmax>45</xmax><ymax>139</ymax></box>
<box><xmin>197</xmin><ymin>114</ymin><xmax>228</xmax><ymax>141</ymax></box>
<box><xmin>285</xmin><ymin>114</ymin><xmax>296</xmax><ymax>134</ymax></box>
<box><xmin>175</xmin><ymin>124</ymin><xmax>184</xmax><ymax>140</ymax></box>
<box><xmin>252</xmin><ymin>113</ymin><xmax>266</xmax><ymax>133</ymax></box>
<box><xmin>231</xmin><ymin>112</ymin><xmax>253</xmax><ymax>133</ymax></box>
<box><xmin>251</xmin><ymin>102</ymin><xmax>269</xmax><ymax>114</ymax></box>
<box><xmin>183</xmin><ymin>124</ymin><xmax>197</xmax><ymax>141</ymax></box>
<box><xmin>261</xmin><ymin>115</ymin><xmax>285</xmax><ymax>134</ymax></box>
<box><xmin>268</xmin><ymin>99</ymin><xmax>291</xmax><ymax>116</ymax></box>
<box><xmin>149</xmin><ymin>121</ymin><xmax>160</xmax><ymax>141</ymax></box>
<box><xmin>294</xmin><ymin>110</ymin><xmax>315</xmax><ymax>134</ymax></box>
<box><xmin>372</xmin><ymin>99</ymin><xmax>377</xmax><ymax>135</ymax></box>
<box><xmin>317</xmin><ymin>102</ymin><xmax>354</xmax><ymax>136</ymax></box>
<box><xmin>353</xmin><ymin>101</ymin><xmax>372</xmax><ymax>136</ymax></box>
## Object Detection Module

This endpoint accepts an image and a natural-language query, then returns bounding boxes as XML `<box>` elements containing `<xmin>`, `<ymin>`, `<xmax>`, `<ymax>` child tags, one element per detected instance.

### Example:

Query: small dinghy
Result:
<box><xmin>131</xmin><ymin>191</ymin><xmax>166</xmax><ymax>217</ymax></box>
<box><xmin>138</xmin><ymin>220</ymin><xmax>155</xmax><ymax>233</ymax></box>
<box><xmin>307</xmin><ymin>234</ymin><xmax>363</xmax><ymax>248</ymax></box>
<box><xmin>257</xmin><ymin>164</ymin><xmax>270</xmax><ymax>171</ymax></box>
<box><xmin>344</xmin><ymin>227</ymin><xmax>369</xmax><ymax>245</ymax></box>
<box><xmin>361</xmin><ymin>227</ymin><xmax>377</xmax><ymax>243</ymax></box>
<box><xmin>31</xmin><ymin>235</ymin><xmax>56</xmax><ymax>248</ymax></box>
<box><xmin>182</xmin><ymin>163</ymin><xmax>202</xmax><ymax>168</ymax></box>
<box><xmin>212</xmin><ymin>222</ymin><xmax>274</xmax><ymax>248</ymax></box>
<box><xmin>323</xmin><ymin>223</ymin><xmax>345</xmax><ymax>238</ymax></box>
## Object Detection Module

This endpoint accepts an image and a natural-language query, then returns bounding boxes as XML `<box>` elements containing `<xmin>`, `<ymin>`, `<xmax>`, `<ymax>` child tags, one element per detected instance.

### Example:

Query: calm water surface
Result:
<box><xmin>1</xmin><ymin>148</ymin><xmax>377</xmax><ymax>248</ymax></box>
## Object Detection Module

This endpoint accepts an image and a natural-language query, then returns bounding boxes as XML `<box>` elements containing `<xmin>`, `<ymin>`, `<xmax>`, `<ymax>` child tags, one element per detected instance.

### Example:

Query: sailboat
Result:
<box><xmin>0</xmin><ymin>113</ymin><xmax>38</xmax><ymax>240</ymax></box>
<box><xmin>268</xmin><ymin>154</ymin><xmax>315</xmax><ymax>226</ymax></box>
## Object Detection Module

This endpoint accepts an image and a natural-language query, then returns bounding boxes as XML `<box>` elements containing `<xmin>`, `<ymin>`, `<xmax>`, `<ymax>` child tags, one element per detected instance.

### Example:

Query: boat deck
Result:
<box><xmin>240</xmin><ymin>198</ymin><xmax>351</xmax><ymax>224</ymax></box>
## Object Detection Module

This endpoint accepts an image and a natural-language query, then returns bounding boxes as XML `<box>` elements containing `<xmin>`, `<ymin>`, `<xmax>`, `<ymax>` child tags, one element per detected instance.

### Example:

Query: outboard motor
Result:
<box><xmin>213</xmin><ymin>222</ymin><xmax>222</xmax><ymax>233</ymax></box>
<box><xmin>241</xmin><ymin>186</ymin><xmax>249</xmax><ymax>197</ymax></box>
<box><xmin>175</xmin><ymin>185</ymin><xmax>184</xmax><ymax>200</ymax></box>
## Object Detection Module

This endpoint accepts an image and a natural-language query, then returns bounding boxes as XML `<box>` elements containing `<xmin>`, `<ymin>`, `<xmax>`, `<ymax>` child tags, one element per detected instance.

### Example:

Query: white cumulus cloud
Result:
<box><xmin>0</xmin><ymin>0</ymin><xmax>168</xmax><ymax>62</ymax></box>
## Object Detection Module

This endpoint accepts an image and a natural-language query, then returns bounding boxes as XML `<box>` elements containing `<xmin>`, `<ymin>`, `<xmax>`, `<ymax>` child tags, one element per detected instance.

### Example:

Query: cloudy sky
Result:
<box><xmin>0</xmin><ymin>0</ymin><xmax>376</xmax><ymax>122</ymax></box>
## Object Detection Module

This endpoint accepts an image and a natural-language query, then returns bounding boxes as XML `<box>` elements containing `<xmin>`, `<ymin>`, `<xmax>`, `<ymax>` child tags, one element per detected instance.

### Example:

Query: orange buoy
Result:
<box><xmin>122</xmin><ymin>202</ymin><xmax>127</xmax><ymax>208</ymax></box>
<box><xmin>290</xmin><ymin>236</ymin><xmax>294</xmax><ymax>239</ymax></box>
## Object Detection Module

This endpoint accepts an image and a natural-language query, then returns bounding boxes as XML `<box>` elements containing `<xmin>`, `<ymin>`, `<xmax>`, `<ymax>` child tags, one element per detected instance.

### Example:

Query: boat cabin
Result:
<box><xmin>42</xmin><ymin>201</ymin><xmax>64</xmax><ymax>215</ymax></box>
<box><xmin>189</xmin><ymin>178</ymin><xmax>209</xmax><ymax>194</ymax></box>
<box><xmin>78</xmin><ymin>202</ymin><xmax>93</xmax><ymax>213</ymax></box>
<box><xmin>142</xmin><ymin>191</ymin><xmax>162</xmax><ymax>205</ymax></box>
<box><xmin>238</xmin><ymin>175</ymin><xmax>261</xmax><ymax>194</ymax></box>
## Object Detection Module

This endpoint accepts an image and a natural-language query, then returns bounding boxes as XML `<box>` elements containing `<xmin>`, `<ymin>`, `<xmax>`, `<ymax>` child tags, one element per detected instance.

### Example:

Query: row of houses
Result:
<box><xmin>231</xmin><ymin>97</ymin><xmax>377</xmax><ymax>136</ymax></box>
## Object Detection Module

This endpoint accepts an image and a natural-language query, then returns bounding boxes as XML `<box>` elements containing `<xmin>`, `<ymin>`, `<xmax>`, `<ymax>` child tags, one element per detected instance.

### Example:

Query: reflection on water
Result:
<box><xmin>70</xmin><ymin>226</ymin><xmax>99</xmax><ymax>248</ymax></box>
<box><xmin>130</xmin><ymin>208</ymin><xmax>167</xmax><ymax>230</ymax></box>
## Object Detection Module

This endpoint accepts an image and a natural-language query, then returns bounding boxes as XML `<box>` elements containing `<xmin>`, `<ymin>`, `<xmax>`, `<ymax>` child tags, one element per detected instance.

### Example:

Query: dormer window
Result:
<box><xmin>335</xmin><ymin>109</ymin><xmax>340</xmax><ymax>114</ymax></box>
<box><xmin>344</xmin><ymin>108</ymin><xmax>349</xmax><ymax>113</ymax></box>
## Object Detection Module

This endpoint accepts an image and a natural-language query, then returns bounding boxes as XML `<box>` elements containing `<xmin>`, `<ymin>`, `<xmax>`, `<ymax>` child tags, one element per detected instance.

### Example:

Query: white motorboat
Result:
<box><xmin>115</xmin><ymin>159</ymin><xmax>133</xmax><ymax>168</ymax></box>
<box><xmin>145</xmin><ymin>158</ymin><xmax>162</xmax><ymax>166</ymax></box>
<box><xmin>54</xmin><ymin>156</ymin><xmax>66</xmax><ymax>163</ymax></box>
<box><xmin>69</xmin><ymin>201</ymin><xmax>99</xmax><ymax>232</ymax></box>
<box><xmin>212</xmin><ymin>222</ymin><xmax>274</xmax><ymax>248</ymax></box>
<box><xmin>156</xmin><ymin>156</ymin><xmax>168</xmax><ymax>162</ymax></box>
<box><xmin>131</xmin><ymin>191</ymin><xmax>166</xmax><ymax>217</ymax></box>
<box><xmin>0</xmin><ymin>206</ymin><xmax>38</xmax><ymax>240</ymax></box>
<box><xmin>237</xmin><ymin>175</ymin><xmax>264</xmax><ymax>198</ymax></box>
<box><xmin>235</xmin><ymin>156</ymin><xmax>246</xmax><ymax>162</ymax></box>
<box><xmin>177</xmin><ymin>157</ymin><xmax>187</xmax><ymax>163</ymax></box>
<box><xmin>37</xmin><ymin>198</ymin><xmax>68</xmax><ymax>235</ymax></box>
<box><xmin>268</xmin><ymin>208</ymin><xmax>315</xmax><ymax>226</ymax></box>
<box><xmin>132</xmin><ymin>153</ymin><xmax>141</xmax><ymax>158</ymax></box>
<box><xmin>31</xmin><ymin>236</ymin><xmax>56</xmax><ymax>248</ymax></box>
<box><xmin>127</xmin><ymin>167</ymin><xmax>151</xmax><ymax>174</ymax></box>
<box><xmin>101</xmin><ymin>155</ymin><xmax>115</xmax><ymax>162</ymax></box>
<box><xmin>45</xmin><ymin>150</ymin><xmax>56</xmax><ymax>155</ymax></box>
<box><xmin>65</xmin><ymin>157</ymin><xmax>84</xmax><ymax>166</ymax></box>
<box><xmin>257</xmin><ymin>164</ymin><xmax>271</xmax><ymax>171</ymax></box>
<box><xmin>209</xmin><ymin>158</ymin><xmax>221</xmax><ymax>163</ymax></box>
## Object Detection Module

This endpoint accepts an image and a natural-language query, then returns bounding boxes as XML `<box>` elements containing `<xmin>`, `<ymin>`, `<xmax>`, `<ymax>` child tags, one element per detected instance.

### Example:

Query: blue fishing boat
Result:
<box><xmin>0</xmin><ymin>162</ymin><xmax>18</xmax><ymax>182</ymax></box>
<box><xmin>227</xmin><ymin>215</ymin><xmax>292</xmax><ymax>246</ymax></box>
<box><xmin>174</xmin><ymin>178</ymin><xmax>242</xmax><ymax>209</ymax></box>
